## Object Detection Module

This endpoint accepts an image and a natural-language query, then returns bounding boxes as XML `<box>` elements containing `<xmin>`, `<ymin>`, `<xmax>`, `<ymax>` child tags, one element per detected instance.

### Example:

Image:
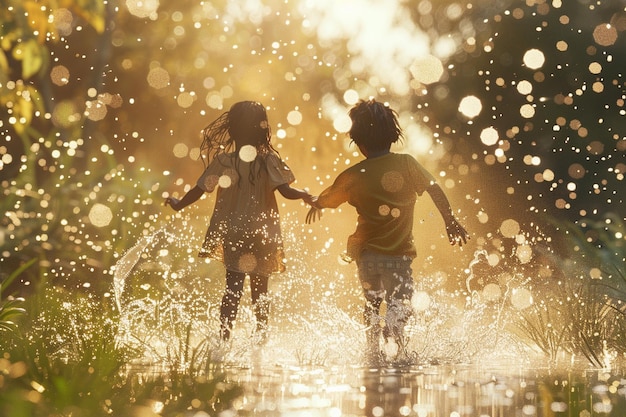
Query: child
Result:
<box><xmin>165</xmin><ymin>101</ymin><xmax>314</xmax><ymax>341</ymax></box>
<box><xmin>307</xmin><ymin>99</ymin><xmax>469</xmax><ymax>361</ymax></box>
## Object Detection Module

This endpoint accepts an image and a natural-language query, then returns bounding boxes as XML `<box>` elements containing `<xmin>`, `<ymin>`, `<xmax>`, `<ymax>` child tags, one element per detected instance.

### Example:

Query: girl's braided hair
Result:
<box><xmin>348</xmin><ymin>99</ymin><xmax>404</xmax><ymax>152</ymax></box>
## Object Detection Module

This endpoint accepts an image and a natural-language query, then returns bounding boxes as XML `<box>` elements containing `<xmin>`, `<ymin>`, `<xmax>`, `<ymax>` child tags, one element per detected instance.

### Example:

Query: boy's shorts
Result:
<box><xmin>356</xmin><ymin>250</ymin><xmax>414</xmax><ymax>300</ymax></box>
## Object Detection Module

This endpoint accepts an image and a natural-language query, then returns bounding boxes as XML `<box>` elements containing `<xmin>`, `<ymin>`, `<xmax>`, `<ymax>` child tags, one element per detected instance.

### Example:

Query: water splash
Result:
<box><xmin>110</xmin><ymin>214</ymin><xmax>538</xmax><ymax>369</ymax></box>
<box><xmin>112</xmin><ymin>228</ymin><xmax>167</xmax><ymax>313</ymax></box>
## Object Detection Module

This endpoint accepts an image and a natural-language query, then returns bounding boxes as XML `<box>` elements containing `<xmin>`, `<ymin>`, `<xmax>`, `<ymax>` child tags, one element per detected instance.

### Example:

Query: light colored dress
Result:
<box><xmin>196</xmin><ymin>151</ymin><xmax>295</xmax><ymax>275</ymax></box>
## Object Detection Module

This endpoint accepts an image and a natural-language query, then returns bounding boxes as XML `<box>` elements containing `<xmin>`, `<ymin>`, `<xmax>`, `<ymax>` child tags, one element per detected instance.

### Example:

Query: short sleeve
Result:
<box><xmin>317</xmin><ymin>169</ymin><xmax>352</xmax><ymax>209</ymax></box>
<box><xmin>265</xmin><ymin>153</ymin><xmax>296</xmax><ymax>189</ymax></box>
<box><xmin>406</xmin><ymin>155</ymin><xmax>435</xmax><ymax>195</ymax></box>
<box><xmin>196</xmin><ymin>159</ymin><xmax>223</xmax><ymax>192</ymax></box>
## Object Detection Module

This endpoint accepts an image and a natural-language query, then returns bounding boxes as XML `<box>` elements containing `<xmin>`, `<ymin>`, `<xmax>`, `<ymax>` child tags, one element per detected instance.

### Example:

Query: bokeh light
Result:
<box><xmin>458</xmin><ymin>95</ymin><xmax>482</xmax><ymax>118</ymax></box>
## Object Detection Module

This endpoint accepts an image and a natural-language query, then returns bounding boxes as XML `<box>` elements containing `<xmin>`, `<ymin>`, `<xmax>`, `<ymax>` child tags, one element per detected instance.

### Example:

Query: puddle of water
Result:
<box><xmin>224</xmin><ymin>363</ymin><xmax>626</xmax><ymax>416</ymax></box>
<box><xmin>111</xmin><ymin>226</ymin><xmax>626</xmax><ymax>416</ymax></box>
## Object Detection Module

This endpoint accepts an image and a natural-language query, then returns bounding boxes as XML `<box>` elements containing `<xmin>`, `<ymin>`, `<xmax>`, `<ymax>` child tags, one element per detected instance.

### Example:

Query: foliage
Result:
<box><xmin>420</xmin><ymin>1</ymin><xmax>626</xmax><ymax>233</ymax></box>
<box><xmin>0</xmin><ymin>259</ymin><xmax>35</xmax><ymax>331</ymax></box>
<box><xmin>511</xmin><ymin>217</ymin><xmax>626</xmax><ymax>368</ymax></box>
<box><xmin>0</xmin><ymin>281</ymin><xmax>241</xmax><ymax>417</ymax></box>
<box><xmin>0</xmin><ymin>121</ymin><xmax>167</xmax><ymax>295</ymax></box>
<box><xmin>0</xmin><ymin>0</ymin><xmax>105</xmax><ymax>111</ymax></box>
<box><xmin>1</xmin><ymin>0</ymin><xmax>165</xmax><ymax>296</ymax></box>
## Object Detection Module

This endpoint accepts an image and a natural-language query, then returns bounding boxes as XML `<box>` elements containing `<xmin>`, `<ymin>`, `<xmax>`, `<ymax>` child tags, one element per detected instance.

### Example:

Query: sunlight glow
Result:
<box><xmin>300</xmin><ymin>0</ymin><xmax>434</xmax><ymax>95</ymax></box>
<box><xmin>126</xmin><ymin>0</ymin><xmax>160</xmax><ymax>19</ymax></box>
<box><xmin>7</xmin><ymin>0</ymin><xmax>626</xmax><ymax>403</ymax></box>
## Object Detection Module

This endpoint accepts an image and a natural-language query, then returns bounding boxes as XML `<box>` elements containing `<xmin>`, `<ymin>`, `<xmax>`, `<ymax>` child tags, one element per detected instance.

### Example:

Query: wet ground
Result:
<box><xmin>224</xmin><ymin>363</ymin><xmax>626</xmax><ymax>416</ymax></box>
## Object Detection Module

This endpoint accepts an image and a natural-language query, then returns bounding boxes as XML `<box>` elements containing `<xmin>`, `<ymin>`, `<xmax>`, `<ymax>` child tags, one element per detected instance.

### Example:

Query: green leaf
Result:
<box><xmin>1</xmin><ymin>258</ymin><xmax>37</xmax><ymax>295</ymax></box>
<box><xmin>20</xmin><ymin>39</ymin><xmax>43</xmax><ymax>79</ymax></box>
<box><xmin>0</xmin><ymin>49</ymin><xmax>8</xmax><ymax>73</ymax></box>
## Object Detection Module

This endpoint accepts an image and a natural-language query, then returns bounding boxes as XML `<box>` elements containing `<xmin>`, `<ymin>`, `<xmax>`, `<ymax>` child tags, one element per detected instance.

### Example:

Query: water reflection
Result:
<box><xmin>226</xmin><ymin>364</ymin><xmax>626</xmax><ymax>416</ymax></box>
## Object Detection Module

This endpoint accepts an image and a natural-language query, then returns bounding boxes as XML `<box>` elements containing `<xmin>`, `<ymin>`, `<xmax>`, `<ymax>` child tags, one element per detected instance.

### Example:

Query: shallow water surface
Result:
<box><xmin>224</xmin><ymin>363</ymin><xmax>626</xmax><ymax>417</ymax></box>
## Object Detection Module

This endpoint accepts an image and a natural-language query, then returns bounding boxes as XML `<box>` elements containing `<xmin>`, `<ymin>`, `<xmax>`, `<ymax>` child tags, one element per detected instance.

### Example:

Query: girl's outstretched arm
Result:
<box><xmin>426</xmin><ymin>183</ymin><xmax>469</xmax><ymax>246</ymax></box>
<box><xmin>164</xmin><ymin>185</ymin><xmax>204</xmax><ymax>211</ymax></box>
<box><xmin>276</xmin><ymin>183</ymin><xmax>315</xmax><ymax>205</ymax></box>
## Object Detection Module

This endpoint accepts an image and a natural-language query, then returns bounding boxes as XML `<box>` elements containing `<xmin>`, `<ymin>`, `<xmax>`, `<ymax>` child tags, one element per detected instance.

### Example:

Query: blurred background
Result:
<box><xmin>1</xmin><ymin>0</ymin><xmax>624</xmax><ymax>301</ymax></box>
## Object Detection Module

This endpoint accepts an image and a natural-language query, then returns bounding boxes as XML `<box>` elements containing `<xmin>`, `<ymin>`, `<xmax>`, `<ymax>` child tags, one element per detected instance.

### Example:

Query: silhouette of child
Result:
<box><xmin>307</xmin><ymin>99</ymin><xmax>469</xmax><ymax>361</ymax></box>
<box><xmin>166</xmin><ymin>101</ymin><xmax>314</xmax><ymax>341</ymax></box>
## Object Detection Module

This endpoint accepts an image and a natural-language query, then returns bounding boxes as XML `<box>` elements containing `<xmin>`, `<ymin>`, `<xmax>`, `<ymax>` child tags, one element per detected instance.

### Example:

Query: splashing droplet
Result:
<box><xmin>411</xmin><ymin>291</ymin><xmax>431</xmax><ymax>311</ymax></box>
<box><xmin>510</xmin><ymin>288</ymin><xmax>533</xmax><ymax>310</ymax></box>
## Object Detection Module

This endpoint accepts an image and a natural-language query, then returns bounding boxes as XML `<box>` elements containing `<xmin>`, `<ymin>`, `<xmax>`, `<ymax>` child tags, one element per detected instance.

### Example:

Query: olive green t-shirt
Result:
<box><xmin>317</xmin><ymin>153</ymin><xmax>435</xmax><ymax>260</ymax></box>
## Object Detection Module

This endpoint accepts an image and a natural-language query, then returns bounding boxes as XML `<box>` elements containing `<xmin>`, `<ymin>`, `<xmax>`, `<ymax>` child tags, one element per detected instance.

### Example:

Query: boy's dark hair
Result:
<box><xmin>348</xmin><ymin>99</ymin><xmax>403</xmax><ymax>152</ymax></box>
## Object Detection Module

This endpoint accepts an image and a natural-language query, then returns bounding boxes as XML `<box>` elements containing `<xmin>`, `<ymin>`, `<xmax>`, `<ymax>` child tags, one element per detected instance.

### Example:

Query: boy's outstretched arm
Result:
<box><xmin>164</xmin><ymin>185</ymin><xmax>204</xmax><ymax>211</ymax></box>
<box><xmin>304</xmin><ymin>175</ymin><xmax>349</xmax><ymax>224</ymax></box>
<box><xmin>426</xmin><ymin>183</ymin><xmax>469</xmax><ymax>246</ymax></box>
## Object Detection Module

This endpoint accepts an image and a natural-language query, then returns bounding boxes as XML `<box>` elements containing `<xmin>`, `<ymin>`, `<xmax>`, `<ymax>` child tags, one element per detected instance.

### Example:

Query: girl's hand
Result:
<box><xmin>164</xmin><ymin>197</ymin><xmax>181</xmax><ymax>211</ymax></box>
<box><xmin>302</xmin><ymin>193</ymin><xmax>318</xmax><ymax>207</ymax></box>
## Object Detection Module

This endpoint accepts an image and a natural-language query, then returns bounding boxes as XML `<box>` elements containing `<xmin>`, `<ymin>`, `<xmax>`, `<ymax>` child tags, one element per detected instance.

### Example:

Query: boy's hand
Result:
<box><xmin>304</xmin><ymin>195</ymin><xmax>322</xmax><ymax>224</ymax></box>
<box><xmin>446</xmin><ymin>218</ymin><xmax>469</xmax><ymax>247</ymax></box>
<box><xmin>305</xmin><ymin>207</ymin><xmax>322</xmax><ymax>224</ymax></box>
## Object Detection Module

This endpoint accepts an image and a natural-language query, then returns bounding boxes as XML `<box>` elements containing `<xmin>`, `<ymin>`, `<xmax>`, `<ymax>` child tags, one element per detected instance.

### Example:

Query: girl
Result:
<box><xmin>165</xmin><ymin>101</ymin><xmax>314</xmax><ymax>341</ymax></box>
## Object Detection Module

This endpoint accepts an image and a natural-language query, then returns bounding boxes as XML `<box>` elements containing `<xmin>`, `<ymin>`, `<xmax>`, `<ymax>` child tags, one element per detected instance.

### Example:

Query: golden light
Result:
<box><xmin>409</xmin><ymin>55</ymin><xmax>444</xmax><ymax>85</ymax></box>
<box><xmin>522</xmin><ymin>48</ymin><xmax>545</xmax><ymax>69</ymax></box>
<box><xmin>88</xmin><ymin>203</ymin><xmax>113</xmax><ymax>227</ymax></box>
<box><xmin>480</xmin><ymin>127</ymin><xmax>499</xmax><ymax>146</ymax></box>
<box><xmin>593</xmin><ymin>23</ymin><xmax>617</xmax><ymax>46</ymax></box>
<box><xmin>458</xmin><ymin>95</ymin><xmax>482</xmax><ymax>118</ymax></box>
<box><xmin>516</xmin><ymin>80</ymin><xmax>533</xmax><ymax>95</ymax></box>
<box><xmin>510</xmin><ymin>288</ymin><xmax>533</xmax><ymax>310</ymax></box>
<box><xmin>499</xmin><ymin>219</ymin><xmax>520</xmax><ymax>238</ymax></box>
<box><xmin>333</xmin><ymin>114</ymin><xmax>352</xmax><ymax>133</ymax></box>
<box><xmin>411</xmin><ymin>291</ymin><xmax>431</xmax><ymax>311</ymax></box>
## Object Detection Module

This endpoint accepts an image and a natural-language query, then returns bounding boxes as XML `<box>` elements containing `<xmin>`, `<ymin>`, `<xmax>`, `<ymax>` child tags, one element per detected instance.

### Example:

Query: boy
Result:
<box><xmin>307</xmin><ymin>99</ymin><xmax>469</xmax><ymax>362</ymax></box>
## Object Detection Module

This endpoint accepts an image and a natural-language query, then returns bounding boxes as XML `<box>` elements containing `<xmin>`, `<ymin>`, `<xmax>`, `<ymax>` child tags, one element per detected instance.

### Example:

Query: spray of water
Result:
<box><xmin>109</xmin><ymin>208</ymin><xmax>544</xmax><ymax>370</ymax></box>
